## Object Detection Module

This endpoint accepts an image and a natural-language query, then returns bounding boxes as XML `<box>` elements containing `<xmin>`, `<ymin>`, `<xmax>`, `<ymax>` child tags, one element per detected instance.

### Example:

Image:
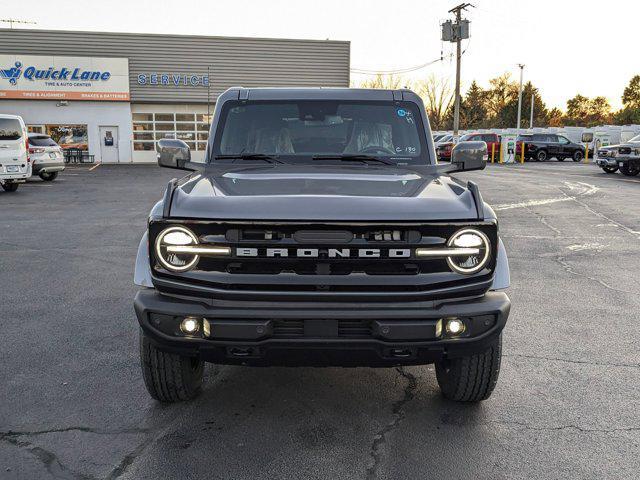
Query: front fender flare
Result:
<box><xmin>134</xmin><ymin>231</ymin><xmax>153</xmax><ymax>287</ymax></box>
<box><xmin>491</xmin><ymin>237</ymin><xmax>510</xmax><ymax>290</ymax></box>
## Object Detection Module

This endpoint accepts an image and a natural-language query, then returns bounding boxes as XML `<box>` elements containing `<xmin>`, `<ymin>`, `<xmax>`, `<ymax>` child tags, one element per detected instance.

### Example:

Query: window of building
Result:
<box><xmin>132</xmin><ymin>113</ymin><xmax>210</xmax><ymax>152</ymax></box>
<box><xmin>47</xmin><ymin>125</ymin><xmax>88</xmax><ymax>150</ymax></box>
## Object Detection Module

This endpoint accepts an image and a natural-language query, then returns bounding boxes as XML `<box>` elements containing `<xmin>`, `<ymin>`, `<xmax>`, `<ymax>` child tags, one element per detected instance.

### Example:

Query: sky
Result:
<box><xmin>3</xmin><ymin>0</ymin><xmax>638</xmax><ymax>110</ymax></box>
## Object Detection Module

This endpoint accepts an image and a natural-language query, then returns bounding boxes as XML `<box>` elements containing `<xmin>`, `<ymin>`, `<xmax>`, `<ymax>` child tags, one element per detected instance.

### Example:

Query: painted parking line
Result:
<box><xmin>89</xmin><ymin>163</ymin><xmax>102</xmax><ymax>171</ymax></box>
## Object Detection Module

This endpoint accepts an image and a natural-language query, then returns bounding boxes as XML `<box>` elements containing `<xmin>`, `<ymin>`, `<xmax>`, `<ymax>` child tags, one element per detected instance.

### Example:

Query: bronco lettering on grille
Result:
<box><xmin>236</xmin><ymin>248</ymin><xmax>411</xmax><ymax>258</ymax></box>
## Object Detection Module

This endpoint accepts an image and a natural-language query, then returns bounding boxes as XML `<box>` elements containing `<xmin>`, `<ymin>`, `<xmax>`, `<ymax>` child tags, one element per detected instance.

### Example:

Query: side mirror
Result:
<box><xmin>581</xmin><ymin>132</ymin><xmax>594</xmax><ymax>143</ymax></box>
<box><xmin>451</xmin><ymin>141</ymin><xmax>487</xmax><ymax>172</ymax></box>
<box><xmin>157</xmin><ymin>138</ymin><xmax>192</xmax><ymax>170</ymax></box>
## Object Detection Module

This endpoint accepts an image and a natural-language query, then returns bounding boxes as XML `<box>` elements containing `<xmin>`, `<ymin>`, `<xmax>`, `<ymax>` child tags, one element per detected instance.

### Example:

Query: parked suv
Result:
<box><xmin>28</xmin><ymin>133</ymin><xmax>65</xmax><ymax>181</ymax></box>
<box><xmin>517</xmin><ymin>133</ymin><xmax>585</xmax><ymax>162</ymax></box>
<box><xmin>0</xmin><ymin>114</ymin><xmax>31</xmax><ymax>192</ymax></box>
<box><xmin>134</xmin><ymin>88</ymin><xmax>511</xmax><ymax>404</ymax></box>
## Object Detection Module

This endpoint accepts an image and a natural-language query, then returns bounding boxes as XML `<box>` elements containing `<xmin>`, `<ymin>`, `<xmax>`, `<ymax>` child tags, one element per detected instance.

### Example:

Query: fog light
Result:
<box><xmin>445</xmin><ymin>318</ymin><xmax>465</xmax><ymax>336</ymax></box>
<box><xmin>180</xmin><ymin>317</ymin><xmax>200</xmax><ymax>335</ymax></box>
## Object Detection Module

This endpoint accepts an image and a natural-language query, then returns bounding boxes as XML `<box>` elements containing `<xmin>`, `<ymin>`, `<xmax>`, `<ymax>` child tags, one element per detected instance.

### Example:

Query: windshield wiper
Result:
<box><xmin>214</xmin><ymin>153</ymin><xmax>285</xmax><ymax>164</ymax></box>
<box><xmin>312</xmin><ymin>154</ymin><xmax>395</xmax><ymax>165</ymax></box>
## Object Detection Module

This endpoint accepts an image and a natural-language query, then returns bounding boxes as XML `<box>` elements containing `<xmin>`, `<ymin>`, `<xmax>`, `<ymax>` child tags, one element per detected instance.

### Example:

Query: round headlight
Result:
<box><xmin>446</xmin><ymin>228</ymin><xmax>490</xmax><ymax>274</ymax></box>
<box><xmin>155</xmin><ymin>226</ymin><xmax>200</xmax><ymax>272</ymax></box>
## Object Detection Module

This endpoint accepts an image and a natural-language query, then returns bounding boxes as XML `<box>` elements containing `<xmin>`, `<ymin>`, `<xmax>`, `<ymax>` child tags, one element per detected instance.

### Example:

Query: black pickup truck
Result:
<box><xmin>134</xmin><ymin>87</ymin><xmax>511</xmax><ymax>403</ymax></box>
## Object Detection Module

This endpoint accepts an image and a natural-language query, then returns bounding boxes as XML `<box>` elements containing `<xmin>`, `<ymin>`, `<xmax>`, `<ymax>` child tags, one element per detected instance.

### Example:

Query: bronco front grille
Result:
<box><xmin>149</xmin><ymin>221</ymin><xmax>498</xmax><ymax>300</ymax></box>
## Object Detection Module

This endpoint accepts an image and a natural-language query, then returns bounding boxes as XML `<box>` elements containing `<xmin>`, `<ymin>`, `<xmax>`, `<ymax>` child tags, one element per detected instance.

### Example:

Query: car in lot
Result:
<box><xmin>28</xmin><ymin>133</ymin><xmax>65</xmax><ymax>181</ymax></box>
<box><xmin>0</xmin><ymin>114</ymin><xmax>31</xmax><ymax>192</ymax></box>
<box><xmin>517</xmin><ymin>133</ymin><xmax>585</xmax><ymax>162</ymax></box>
<box><xmin>596</xmin><ymin>134</ymin><xmax>640</xmax><ymax>176</ymax></box>
<box><xmin>133</xmin><ymin>87</ymin><xmax>511</xmax><ymax>404</ymax></box>
<box><xmin>459</xmin><ymin>132</ymin><xmax>501</xmax><ymax>159</ymax></box>
<box><xmin>435</xmin><ymin>134</ymin><xmax>455</xmax><ymax>161</ymax></box>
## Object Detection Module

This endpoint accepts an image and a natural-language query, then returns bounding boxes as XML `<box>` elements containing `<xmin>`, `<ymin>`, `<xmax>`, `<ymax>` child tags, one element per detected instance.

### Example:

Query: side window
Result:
<box><xmin>546</xmin><ymin>135</ymin><xmax>558</xmax><ymax>143</ymax></box>
<box><xmin>557</xmin><ymin>136</ymin><xmax>569</xmax><ymax>144</ymax></box>
<box><xmin>482</xmin><ymin>134</ymin><xmax>495</xmax><ymax>143</ymax></box>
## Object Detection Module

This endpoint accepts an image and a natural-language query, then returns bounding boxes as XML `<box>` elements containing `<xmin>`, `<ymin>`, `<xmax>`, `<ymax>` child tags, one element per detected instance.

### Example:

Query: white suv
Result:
<box><xmin>0</xmin><ymin>114</ymin><xmax>31</xmax><ymax>192</ymax></box>
<box><xmin>28</xmin><ymin>133</ymin><xmax>65</xmax><ymax>181</ymax></box>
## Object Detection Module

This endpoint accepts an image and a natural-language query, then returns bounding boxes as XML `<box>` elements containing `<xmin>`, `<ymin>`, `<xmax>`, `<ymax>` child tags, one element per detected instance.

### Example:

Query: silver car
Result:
<box><xmin>28</xmin><ymin>133</ymin><xmax>65</xmax><ymax>181</ymax></box>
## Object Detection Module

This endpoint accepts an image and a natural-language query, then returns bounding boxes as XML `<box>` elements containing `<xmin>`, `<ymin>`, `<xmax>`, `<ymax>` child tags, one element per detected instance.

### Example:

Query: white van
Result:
<box><xmin>0</xmin><ymin>114</ymin><xmax>31</xmax><ymax>192</ymax></box>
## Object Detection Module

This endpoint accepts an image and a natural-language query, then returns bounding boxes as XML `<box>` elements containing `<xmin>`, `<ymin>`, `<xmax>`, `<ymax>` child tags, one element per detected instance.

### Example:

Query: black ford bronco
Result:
<box><xmin>134</xmin><ymin>87</ymin><xmax>511</xmax><ymax>403</ymax></box>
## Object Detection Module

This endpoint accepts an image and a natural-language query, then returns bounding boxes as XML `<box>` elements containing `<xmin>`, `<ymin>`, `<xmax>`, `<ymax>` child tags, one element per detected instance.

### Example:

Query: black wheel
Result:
<box><xmin>620</xmin><ymin>163</ymin><xmax>640</xmax><ymax>176</ymax></box>
<box><xmin>1</xmin><ymin>182</ymin><xmax>19</xmax><ymax>192</ymax></box>
<box><xmin>435</xmin><ymin>334</ymin><xmax>502</xmax><ymax>402</ymax></box>
<box><xmin>536</xmin><ymin>150</ymin><xmax>548</xmax><ymax>162</ymax></box>
<box><xmin>602</xmin><ymin>166</ymin><xmax>618</xmax><ymax>174</ymax></box>
<box><xmin>139</xmin><ymin>331</ymin><xmax>205</xmax><ymax>402</ymax></box>
<box><xmin>556</xmin><ymin>157</ymin><xmax>565</xmax><ymax>162</ymax></box>
<box><xmin>39</xmin><ymin>172</ymin><xmax>58</xmax><ymax>181</ymax></box>
<box><xmin>572</xmin><ymin>150</ymin><xmax>584</xmax><ymax>162</ymax></box>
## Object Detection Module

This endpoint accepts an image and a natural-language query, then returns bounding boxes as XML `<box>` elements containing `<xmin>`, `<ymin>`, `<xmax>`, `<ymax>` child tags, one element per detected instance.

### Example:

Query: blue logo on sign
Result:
<box><xmin>0</xmin><ymin>62</ymin><xmax>22</xmax><ymax>85</ymax></box>
<box><xmin>0</xmin><ymin>61</ymin><xmax>112</xmax><ymax>85</ymax></box>
<box><xmin>397</xmin><ymin>108</ymin><xmax>407</xmax><ymax>117</ymax></box>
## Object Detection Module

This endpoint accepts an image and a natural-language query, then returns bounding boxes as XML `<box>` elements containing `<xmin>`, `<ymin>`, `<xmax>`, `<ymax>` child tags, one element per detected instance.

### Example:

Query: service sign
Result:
<box><xmin>0</xmin><ymin>55</ymin><xmax>130</xmax><ymax>101</ymax></box>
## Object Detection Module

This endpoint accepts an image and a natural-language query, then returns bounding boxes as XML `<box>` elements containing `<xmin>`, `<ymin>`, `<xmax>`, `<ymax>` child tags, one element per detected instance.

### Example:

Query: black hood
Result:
<box><xmin>168</xmin><ymin>164</ymin><xmax>480</xmax><ymax>221</ymax></box>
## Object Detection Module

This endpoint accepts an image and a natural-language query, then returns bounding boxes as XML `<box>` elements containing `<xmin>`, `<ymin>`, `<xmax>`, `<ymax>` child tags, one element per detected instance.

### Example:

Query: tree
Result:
<box><xmin>565</xmin><ymin>94</ymin><xmax>612</xmax><ymax>126</ymax></box>
<box><xmin>358</xmin><ymin>74</ymin><xmax>404</xmax><ymax>90</ymax></box>
<box><xmin>614</xmin><ymin>75</ymin><xmax>640</xmax><ymax>125</ymax></box>
<box><xmin>548</xmin><ymin>107</ymin><xmax>564</xmax><ymax>127</ymax></box>
<box><xmin>458</xmin><ymin>81</ymin><xmax>488</xmax><ymax>129</ymax></box>
<box><xmin>622</xmin><ymin>75</ymin><xmax>640</xmax><ymax>108</ymax></box>
<box><xmin>413</xmin><ymin>75</ymin><xmax>454</xmax><ymax>131</ymax></box>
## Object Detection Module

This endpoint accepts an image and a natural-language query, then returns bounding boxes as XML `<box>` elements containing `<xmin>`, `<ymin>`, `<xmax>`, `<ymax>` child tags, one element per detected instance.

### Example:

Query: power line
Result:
<box><xmin>350</xmin><ymin>55</ymin><xmax>449</xmax><ymax>75</ymax></box>
<box><xmin>0</xmin><ymin>18</ymin><xmax>36</xmax><ymax>29</ymax></box>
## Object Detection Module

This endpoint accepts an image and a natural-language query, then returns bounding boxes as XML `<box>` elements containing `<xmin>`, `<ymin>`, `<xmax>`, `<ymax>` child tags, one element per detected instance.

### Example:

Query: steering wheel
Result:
<box><xmin>359</xmin><ymin>145</ymin><xmax>396</xmax><ymax>155</ymax></box>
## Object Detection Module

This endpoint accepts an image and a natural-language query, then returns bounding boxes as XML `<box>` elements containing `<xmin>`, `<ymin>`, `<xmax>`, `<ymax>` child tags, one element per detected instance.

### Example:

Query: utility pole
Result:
<box><xmin>443</xmin><ymin>3</ymin><xmax>473</xmax><ymax>137</ymax></box>
<box><xmin>516</xmin><ymin>64</ymin><xmax>525</xmax><ymax>133</ymax></box>
<box><xmin>0</xmin><ymin>18</ymin><xmax>36</xmax><ymax>29</ymax></box>
<box><xmin>529</xmin><ymin>93</ymin><xmax>534</xmax><ymax>129</ymax></box>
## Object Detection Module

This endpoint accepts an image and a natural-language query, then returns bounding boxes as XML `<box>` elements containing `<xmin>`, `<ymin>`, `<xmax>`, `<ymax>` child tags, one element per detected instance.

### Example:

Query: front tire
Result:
<box><xmin>602</xmin><ymin>166</ymin><xmax>618</xmax><ymax>174</ymax></box>
<box><xmin>572</xmin><ymin>150</ymin><xmax>584</xmax><ymax>162</ymax></box>
<box><xmin>139</xmin><ymin>331</ymin><xmax>205</xmax><ymax>402</ymax></box>
<box><xmin>39</xmin><ymin>172</ymin><xmax>58</xmax><ymax>181</ymax></box>
<box><xmin>620</xmin><ymin>163</ymin><xmax>640</xmax><ymax>176</ymax></box>
<box><xmin>435</xmin><ymin>334</ymin><xmax>502</xmax><ymax>402</ymax></box>
<box><xmin>1</xmin><ymin>182</ymin><xmax>19</xmax><ymax>192</ymax></box>
<box><xmin>536</xmin><ymin>150</ymin><xmax>548</xmax><ymax>162</ymax></box>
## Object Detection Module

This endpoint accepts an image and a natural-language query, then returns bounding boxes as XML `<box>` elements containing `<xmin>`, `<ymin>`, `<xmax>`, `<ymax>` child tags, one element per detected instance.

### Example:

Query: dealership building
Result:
<box><xmin>0</xmin><ymin>29</ymin><xmax>350</xmax><ymax>162</ymax></box>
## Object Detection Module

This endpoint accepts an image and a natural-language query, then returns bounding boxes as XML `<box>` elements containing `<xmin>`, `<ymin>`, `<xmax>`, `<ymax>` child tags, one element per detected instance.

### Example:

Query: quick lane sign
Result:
<box><xmin>0</xmin><ymin>55</ymin><xmax>130</xmax><ymax>101</ymax></box>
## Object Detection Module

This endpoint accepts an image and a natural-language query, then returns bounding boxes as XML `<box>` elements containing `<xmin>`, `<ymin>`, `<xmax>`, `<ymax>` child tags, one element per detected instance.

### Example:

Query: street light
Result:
<box><xmin>516</xmin><ymin>64</ymin><xmax>525</xmax><ymax>133</ymax></box>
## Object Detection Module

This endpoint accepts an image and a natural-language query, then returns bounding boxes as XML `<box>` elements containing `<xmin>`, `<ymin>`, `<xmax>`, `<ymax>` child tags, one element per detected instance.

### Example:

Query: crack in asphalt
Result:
<box><xmin>0</xmin><ymin>433</ymin><xmax>96</xmax><ymax>480</ymax></box>
<box><xmin>553</xmin><ymin>255</ymin><xmax>636</xmax><ymax>295</ymax></box>
<box><xmin>365</xmin><ymin>367</ymin><xmax>417</xmax><ymax>480</ymax></box>
<box><xmin>0</xmin><ymin>427</ymin><xmax>150</xmax><ymax>437</ymax></box>
<box><xmin>523</xmin><ymin>194</ymin><xmax>636</xmax><ymax>295</ymax></box>
<box><xmin>504</xmin><ymin>353</ymin><xmax>640</xmax><ymax>369</ymax></box>
<box><xmin>487</xmin><ymin>420</ymin><xmax>640</xmax><ymax>434</ymax></box>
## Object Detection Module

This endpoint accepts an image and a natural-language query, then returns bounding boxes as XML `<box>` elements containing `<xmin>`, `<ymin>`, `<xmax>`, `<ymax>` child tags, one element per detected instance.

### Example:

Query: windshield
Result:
<box><xmin>0</xmin><ymin>118</ymin><xmax>22</xmax><ymax>141</ymax></box>
<box><xmin>629</xmin><ymin>134</ymin><xmax>640</xmax><ymax>143</ymax></box>
<box><xmin>212</xmin><ymin>100</ymin><xmax>430</xmax><ymax>164</ymax></box>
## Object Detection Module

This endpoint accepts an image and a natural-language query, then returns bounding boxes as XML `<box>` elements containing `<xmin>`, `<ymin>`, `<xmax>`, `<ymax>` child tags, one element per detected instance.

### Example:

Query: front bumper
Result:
<box><xmin>134</xmin><ymin>289</ymin><xmax>510</xmax><ymax>367</ymax></box>
<box><xmin>596</xmin><ymin>157</ymin><xmax>618</xmax><ymax>167</ymax></box>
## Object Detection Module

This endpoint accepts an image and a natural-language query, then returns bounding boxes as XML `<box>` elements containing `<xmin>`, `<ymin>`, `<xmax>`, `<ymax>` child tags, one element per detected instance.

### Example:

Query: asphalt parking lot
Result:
<box><xmin>1</xmin><ymin>162</ymin><xmax>639</xmax><ymax>479</ymax></box>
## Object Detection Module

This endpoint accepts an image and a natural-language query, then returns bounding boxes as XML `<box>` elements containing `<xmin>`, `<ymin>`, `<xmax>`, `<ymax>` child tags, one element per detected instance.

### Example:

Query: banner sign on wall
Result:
<box><xmin>0</xmin><ymin>55</ymin><xmax>130</xmax><ymax>101</ymax></box>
